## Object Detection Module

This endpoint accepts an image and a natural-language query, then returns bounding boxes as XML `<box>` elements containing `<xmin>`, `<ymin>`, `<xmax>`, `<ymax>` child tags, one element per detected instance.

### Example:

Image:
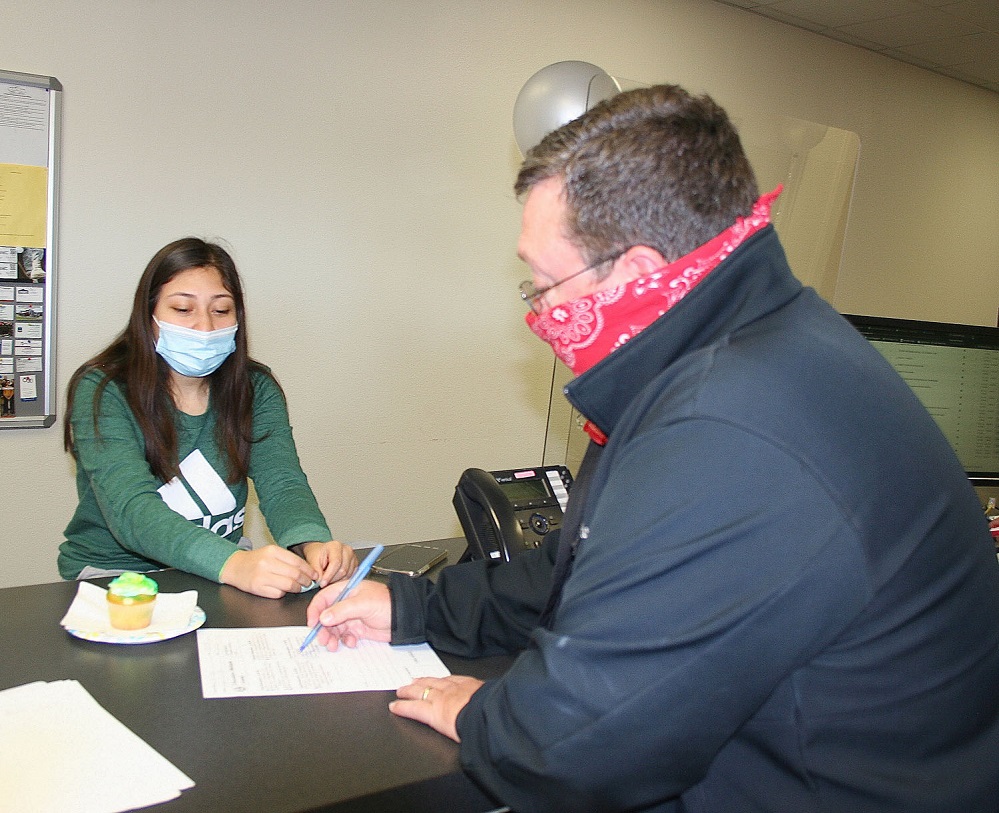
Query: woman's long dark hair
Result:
<box><xmin>64</xmin><ymin>237</ymin><xmax>272</xmax><ymax>483</ymax></box>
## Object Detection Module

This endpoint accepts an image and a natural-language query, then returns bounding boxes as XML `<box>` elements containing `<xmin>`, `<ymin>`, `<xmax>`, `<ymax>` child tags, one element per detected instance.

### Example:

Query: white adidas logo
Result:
<box><xmin>158</xmin><ymin>449</ymin><xmax>246</xmax><ymax>537</ymax></box>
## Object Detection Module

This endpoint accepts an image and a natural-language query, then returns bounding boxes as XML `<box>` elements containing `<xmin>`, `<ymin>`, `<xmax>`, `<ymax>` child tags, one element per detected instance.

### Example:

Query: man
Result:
<box><xmin>308</xmin><ymin>85</ymin><xmax>999</xmax><ymax>812</ymax></box>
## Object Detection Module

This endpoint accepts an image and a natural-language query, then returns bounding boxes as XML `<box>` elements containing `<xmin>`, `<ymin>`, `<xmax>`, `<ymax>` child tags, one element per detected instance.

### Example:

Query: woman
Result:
<box><xmin>60</xmin><ymin>237</ymin><xmax>356</xmax><ymax>598</ymax></box>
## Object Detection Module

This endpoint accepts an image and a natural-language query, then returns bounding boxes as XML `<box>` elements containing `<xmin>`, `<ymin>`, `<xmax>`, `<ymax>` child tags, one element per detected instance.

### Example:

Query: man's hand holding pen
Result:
<box><xmin>305</xmin><ymin>577</ymin><xmax>392</xmax><ymax>650</ymax></box>
<box><xmin>304</xmin><ymin>569</ymin><xmax>482</xmax><ymax>740</ymax></box>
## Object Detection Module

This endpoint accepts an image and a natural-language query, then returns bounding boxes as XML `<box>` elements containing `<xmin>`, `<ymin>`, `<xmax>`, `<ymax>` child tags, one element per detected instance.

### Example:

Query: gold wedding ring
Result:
<box><xmin>421</xmin><ymin>687</ymin><xmax>432</xmax><ymax>701</ymax></box>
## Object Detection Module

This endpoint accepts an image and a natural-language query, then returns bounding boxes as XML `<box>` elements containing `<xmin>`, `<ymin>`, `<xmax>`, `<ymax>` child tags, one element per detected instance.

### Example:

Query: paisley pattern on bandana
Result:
<box><xmin>527</xmin><ymin>188</ymin><xmax>781</xmax><ymax>377</ymax></box>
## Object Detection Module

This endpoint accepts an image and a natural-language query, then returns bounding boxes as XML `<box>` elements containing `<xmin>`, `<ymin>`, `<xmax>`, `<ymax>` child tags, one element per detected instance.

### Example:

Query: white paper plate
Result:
<box><xmin>65</xmin><ymin>607</ymin><xmax>207</xmax><ymax>645</ymax></box>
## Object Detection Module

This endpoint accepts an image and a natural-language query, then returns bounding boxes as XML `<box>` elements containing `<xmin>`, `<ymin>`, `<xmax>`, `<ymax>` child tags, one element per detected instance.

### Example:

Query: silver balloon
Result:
<box><xmin>513</xmin><ymin>61</ymin><xmax>620</xmax><ymax>155</ymax></box>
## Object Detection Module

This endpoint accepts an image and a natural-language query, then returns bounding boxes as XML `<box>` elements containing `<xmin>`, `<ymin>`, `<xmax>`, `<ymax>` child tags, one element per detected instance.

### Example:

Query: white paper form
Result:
<box><xmin>0</xmin><ymin>680</ymin><xmax>194</xmax><ymax>813</ymax></box>
<box><xmin>196</xmin><ymin>626</ymin><xmax>451</xmax><ymax>699</ymax></box>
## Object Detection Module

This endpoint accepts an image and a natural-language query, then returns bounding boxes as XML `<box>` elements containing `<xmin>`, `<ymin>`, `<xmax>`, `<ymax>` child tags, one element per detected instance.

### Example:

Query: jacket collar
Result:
<box><xmin>564</xmin><ymin>225</ymin><xmax>802</xmax><ymax>437</ymax></box>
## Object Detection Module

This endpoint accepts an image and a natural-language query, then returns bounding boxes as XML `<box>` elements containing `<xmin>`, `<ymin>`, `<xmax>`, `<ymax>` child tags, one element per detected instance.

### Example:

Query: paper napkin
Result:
<box><xmin>60</xmin><ymin>581</ymin><xmax>198</xmax><ymax>635</ymax></box>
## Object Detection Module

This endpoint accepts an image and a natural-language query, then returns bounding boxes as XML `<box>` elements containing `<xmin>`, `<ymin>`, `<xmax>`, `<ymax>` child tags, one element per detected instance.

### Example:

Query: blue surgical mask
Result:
<box><xmin>154</xmin><ymin>317</ymin><xmax>238</xmax><ymax>378</ymax></box>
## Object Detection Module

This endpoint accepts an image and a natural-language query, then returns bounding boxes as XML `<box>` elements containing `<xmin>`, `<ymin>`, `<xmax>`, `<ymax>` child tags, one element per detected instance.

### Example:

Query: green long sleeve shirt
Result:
<box><xmin>59</xmin><ymin>368</ymin><xmax>331</xmax><ymax>581</ymax></box>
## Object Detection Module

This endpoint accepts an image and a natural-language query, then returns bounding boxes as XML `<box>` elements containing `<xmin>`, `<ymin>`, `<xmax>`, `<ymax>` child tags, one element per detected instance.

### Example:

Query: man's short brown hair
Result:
<box><xmin>515</xmin><ymin>84</ymin><xmax>759</xmax><ymax>264</ymax></box>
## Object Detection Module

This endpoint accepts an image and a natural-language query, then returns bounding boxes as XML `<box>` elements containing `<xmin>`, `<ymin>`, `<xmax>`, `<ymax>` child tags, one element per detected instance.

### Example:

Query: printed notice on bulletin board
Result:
<box><xmin>0</xmin><ymin>163</ymin><xmax>48</xmax><ymax>246</ymax></box>
<box><xmin>0</xmin><ymin>71</ymin><xmax>60</xmax><ymax>428</ymax></box>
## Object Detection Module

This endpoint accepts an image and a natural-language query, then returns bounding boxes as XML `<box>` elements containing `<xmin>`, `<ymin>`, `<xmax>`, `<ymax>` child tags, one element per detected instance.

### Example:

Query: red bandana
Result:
<box><xmin>527</xmin><ymin>188</ymin><xmax>782</xmax><ymax>445</ymax></box>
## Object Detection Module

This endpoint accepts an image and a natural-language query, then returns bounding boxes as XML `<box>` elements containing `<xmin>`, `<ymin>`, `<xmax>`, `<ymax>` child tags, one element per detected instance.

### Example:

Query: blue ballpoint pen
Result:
<box><xmin>299</xmin><ymin>544</ymin><xmax>385</xmax><ymax>652</ymax></box>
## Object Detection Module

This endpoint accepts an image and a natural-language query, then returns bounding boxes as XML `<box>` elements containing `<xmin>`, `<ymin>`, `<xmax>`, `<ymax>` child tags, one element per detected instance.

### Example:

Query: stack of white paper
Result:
<box><xmin>0</xmin><ymin>680</ymin><xmax>194</xmax><ymax>812</ymax></box>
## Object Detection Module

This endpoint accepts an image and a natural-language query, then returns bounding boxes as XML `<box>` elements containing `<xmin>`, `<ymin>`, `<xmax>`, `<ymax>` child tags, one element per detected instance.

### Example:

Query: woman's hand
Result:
<box><xmin>297</xmin><ymin>541</ymin><xmax>358</xmax><ymax>587</ymax></box>
<box><xmin>305</xmin><ymin>578</ymin><xmax>392</xmax><ymax>649</ymax></box>
<box><xmin>390</xmin><ymin>676</ymin><xmax>485</xmax><ymax>742</ymax></box>
<box><xmin>220</xmin><ymin>545</ymin><xmax>319</xmax><ymax>598</ymax></box>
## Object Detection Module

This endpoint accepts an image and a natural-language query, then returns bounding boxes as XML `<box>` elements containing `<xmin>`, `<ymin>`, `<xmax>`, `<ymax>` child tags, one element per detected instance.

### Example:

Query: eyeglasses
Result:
<box><xmin>518</xmin><ymin>250</ymin><xmax>626</xmax><ymax>314</ymax></box>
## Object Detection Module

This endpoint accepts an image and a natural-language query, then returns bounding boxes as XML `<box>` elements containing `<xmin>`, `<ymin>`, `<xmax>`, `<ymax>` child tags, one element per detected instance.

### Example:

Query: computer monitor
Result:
<box><xmin>844</xmin><ymin>315</ymin><xmax>999</xmax><ymax>489</ymax></box>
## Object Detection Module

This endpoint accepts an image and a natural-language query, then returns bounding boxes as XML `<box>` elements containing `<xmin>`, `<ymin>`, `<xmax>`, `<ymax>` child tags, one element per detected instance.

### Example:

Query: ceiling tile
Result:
<box><xmin>769</xmin><ymin>0</ymin><xmax>922</xmax><ymax>28</ymax></box>
<box><xmin>945</xmin><ymin>0</ymin><xmax>999</xmax><ymax>32</ymax></box>
<box><xmin>838</xmin><ymin>8</ymin><xmax>982</xmax><ymax>48</ymax></box>
<box><xmin>711</xmin><ymin>0</ymin><xmax>999</xmax><ymax>94</ymax></box>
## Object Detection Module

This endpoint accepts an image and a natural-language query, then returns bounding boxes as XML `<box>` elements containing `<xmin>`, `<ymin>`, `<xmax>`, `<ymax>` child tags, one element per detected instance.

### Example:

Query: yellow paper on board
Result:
<box><xmin>0</xmin><ymin>163</ymin><xmax>48</xmax><ymax>248</ymax></box>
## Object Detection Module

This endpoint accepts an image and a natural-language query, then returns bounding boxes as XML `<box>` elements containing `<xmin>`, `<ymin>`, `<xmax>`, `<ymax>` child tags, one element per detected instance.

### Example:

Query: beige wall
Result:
<box><xmin>3</xmin><ymin>0</ymin><xmax>997</xmax><ymax>588</ymax></box>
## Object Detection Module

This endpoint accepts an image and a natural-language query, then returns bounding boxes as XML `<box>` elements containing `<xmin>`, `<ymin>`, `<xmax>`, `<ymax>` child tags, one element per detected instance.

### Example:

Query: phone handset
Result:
<box><xmin>452</xmin><ymin>468</ymin><xmax>526</xmax><ymax>562</ymax></box>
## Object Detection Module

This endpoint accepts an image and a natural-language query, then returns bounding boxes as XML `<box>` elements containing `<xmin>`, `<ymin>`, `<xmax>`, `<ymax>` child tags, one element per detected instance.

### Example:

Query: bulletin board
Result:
<box><xmin>0</xmin><ymin>70</ymin><xmax>61</xmax><ymax>429</ymax></box>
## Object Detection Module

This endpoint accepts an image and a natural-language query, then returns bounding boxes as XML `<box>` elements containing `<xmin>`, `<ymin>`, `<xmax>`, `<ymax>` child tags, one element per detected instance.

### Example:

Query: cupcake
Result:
<box><xmin>106</xmin><ymin>572</ymin><xmax>159</xmax><ymax>630</ymax></box>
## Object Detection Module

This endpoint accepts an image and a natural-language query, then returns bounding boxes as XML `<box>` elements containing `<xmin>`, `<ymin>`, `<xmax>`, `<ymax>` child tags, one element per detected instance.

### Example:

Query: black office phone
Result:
<box><xmin>453</xmin><ymin>465</ymin><xmax>573</xmax><ymax>562</ymax></box>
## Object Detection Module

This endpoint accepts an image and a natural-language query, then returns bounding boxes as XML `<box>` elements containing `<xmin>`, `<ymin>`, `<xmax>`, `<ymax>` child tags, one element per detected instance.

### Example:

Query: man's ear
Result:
<box><xmin>613</xmin><ymin>245</ymin><xmax>670</xmax><ymax>284</ymax></box>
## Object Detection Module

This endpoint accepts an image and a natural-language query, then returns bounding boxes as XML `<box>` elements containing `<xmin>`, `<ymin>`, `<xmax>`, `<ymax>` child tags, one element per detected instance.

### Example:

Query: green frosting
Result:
<box><xmin>108</xmin><ymin>571</ymin><xmax>159</xmax><ymax>597</ymax></box>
